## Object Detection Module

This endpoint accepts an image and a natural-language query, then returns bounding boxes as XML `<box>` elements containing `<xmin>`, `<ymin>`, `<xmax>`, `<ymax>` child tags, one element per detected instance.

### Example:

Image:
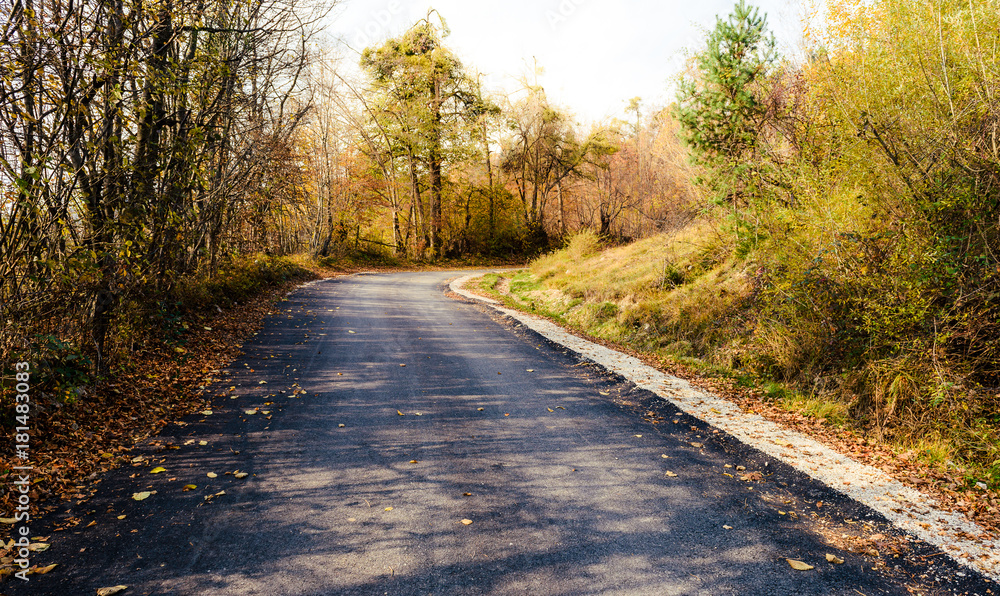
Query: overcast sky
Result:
<box><xmin>323</xmin><ymin>0</ymin><xmax>811</xmax><ymax>125</ymax></box>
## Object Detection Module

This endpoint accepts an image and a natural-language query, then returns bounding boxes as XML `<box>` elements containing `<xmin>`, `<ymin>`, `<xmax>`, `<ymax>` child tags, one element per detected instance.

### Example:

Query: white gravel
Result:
<box><xmin>451</xmin><ymin>273</ymin><xmax>1000</xmax><ymax>582</ymax></box>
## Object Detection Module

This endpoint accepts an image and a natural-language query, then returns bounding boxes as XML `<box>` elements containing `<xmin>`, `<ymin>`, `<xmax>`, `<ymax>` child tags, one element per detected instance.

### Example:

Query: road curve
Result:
<box><xmin>12</xmin><ymin>271</ymin><xmax>991</xmax><ymax>595</ymax></box>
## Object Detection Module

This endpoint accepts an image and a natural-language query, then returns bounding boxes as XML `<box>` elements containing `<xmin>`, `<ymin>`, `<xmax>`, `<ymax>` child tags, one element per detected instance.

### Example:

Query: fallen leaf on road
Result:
<box><xmin>547</xmin><ymin>408</ymin><xmax>554</xmax><ymax>412</ymax></box>
<box><xmin>261</xmin><ymin>410</ymin><xmax>271</xmax><ymax>415</ymax></box>
<box><xmin>786</xmin><ymin>559</ymin><xmax>814</xmax><ymax>570</ymax></box>
<box><xmin>635</xmin><ymin>434</ymin><xmax>643</xmax><ymax>438</ymax></box>
<box><xmin>234</xmin><ymin>472</ymin><xmax>249</xmax><ymax>479</ymax></box>
<box><xmin>397</xmin><ymin>410</ymin><xmax>404</xmax><ymax>416</ymax></box>
<box><xmin>338</xmin><ymin>424</ymin><xmax>346</xmax><ymax>428</ymax></box>
<box><xmin>200</xmin><ymin>410</ymin><xmax>213</xmax><ymax>416</ymax></box>
<box><xmin>526</xmin><ymin>369</ymin><xmax>534</xmax><ymax>372</ymax></box>
<box><xmin>599</xmin><ymin>391</ymin><xmax>610</xmax><ymax>396</ymax></box>
<box><xmin>132</xmin><ymin>492</ymin><xmax>151</xmax><ymax>501</ymax></box>
<box><xmin>258</xmin><ymin>381</ymin><xmax>267</xmax><ymax>385</ymax></box>
<box><xmin>244</xmin><ymin>410</ymin><xmax>257</xmax><ymax>415</ymax></box>
<box><xmin>199</xmin><ymin>441</ymin><xmax>208</xmax><ymax>446</ymax></box>
<box><xmin>207</xmin><ymin>472</ymin><xmax>218</xmax><ymax>478</ymax></box>
<box><xmin>477</xmin><ymin>408</ymin><xmax>484</xmax><ymax>411</ymax></box>
<box><xmin>664</xmin><ymin>471</ymin><xmax>678</xmax><ymax>477</ymax></box>
<box><xmin>85</xmin><ymin>520</ymin><xmax>96</xmax><ymax>528</ymax></box>
<box><xmin>117</xmin><ymin>515</ymin><xmax>126</xmax><ymax>520</ymax></box>
<box><xmin>96</xmin><ymin>586</ymin><xmax>129</xmax><ymax>596</ymax></box>
<box><xmin>0</xmin><ymin>518</ymin><xmax>16</xmax><ymax>524</ymax></box>
<box><xmin>661</xmin><ymin>454</ymin><xmax>669</xmax><ymax>459</ymax></box>
<box><xmin>774</xmin><ymin>439</ymin><xmax>791</xmax><ymax>446</ymax></box>
<box><xmin>384</xmin><ymin>507</ymin><xmax>393</xmax><ymax>512</ymax></box>
<box><xmin>149</xmin><ymin>467</ymin><xmax>167</xmax><ymax>474</ymax></box>
<box><xmin>723</xmin><ymin>525</ymin><xmax>733</xmax><ymax>530</ymax></box>
<box><xmin>826</xmin><ymin>554</ymin><xmax>845</xmax><ymax>564</ymax></box>
<box><xmin>35</xmin><ymin>563</ymin><xmax>57</xmax><ymax>574</ymax></box>
<box><xmin>399</xmin><ymin>363</ymin><xmax>406</xmax><ymax>367</ymax></box>
<box><xmin>183</xmin><ymin>485</ymin><xmax>197</xmax><ymax>491</ymax></box>
<box><xmin>28</xmin><ymin>543</ymin><xmax>49</xmax><ymax>552</ymax></box>
<box><xmin>348</xmin><ymin>330</ymin><xmax>356</xmax><ymax>334</ymax></box>
<box><xmin>461</xmin><ymin>519</ymin><xmax>473</xmax><ymax>525</ymax></box>
<box><xmin>463</xmin><ymin>492</ymin><xmax>473</xmax><ymax>496</ymax></box>
<box><xmin>409</xmin><ymin>460</ymin><xmax>418</xmax><ymax>464</ymax></box>
<box><xmin>690</xmin><ymin>442</ymin><xmax>704</xmax><ymax>448</ymax></box>
<box><xmin>556</xmin><ymin>406</ymin><xmax>566</xmax><ymax>410</ymax></box>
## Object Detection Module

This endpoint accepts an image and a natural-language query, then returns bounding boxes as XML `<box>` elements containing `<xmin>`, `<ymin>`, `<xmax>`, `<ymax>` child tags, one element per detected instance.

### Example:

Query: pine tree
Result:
<box><xmin>674</xmin><ymin>0</ymin><xmax>777</xmax><ymax>203</ymax></box>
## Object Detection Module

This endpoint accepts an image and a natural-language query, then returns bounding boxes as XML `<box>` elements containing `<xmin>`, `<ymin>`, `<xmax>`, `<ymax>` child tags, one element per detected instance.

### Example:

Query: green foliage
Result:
<box><xmin>674</xmin><ymin>0</ymin><xmax>777</xmax><ymax>203</ymax></box>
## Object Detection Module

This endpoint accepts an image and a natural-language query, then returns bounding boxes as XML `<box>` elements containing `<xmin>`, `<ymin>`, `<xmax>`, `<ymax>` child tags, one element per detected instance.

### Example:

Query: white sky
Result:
<box><xmin>323</xmin><ymin>0</ymin><xmax>810</xmax><ymax>125</ymax></box>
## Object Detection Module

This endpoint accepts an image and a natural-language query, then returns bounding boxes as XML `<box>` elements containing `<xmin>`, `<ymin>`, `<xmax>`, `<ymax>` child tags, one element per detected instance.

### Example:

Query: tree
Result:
<box><xmin>674</xmin><ymin>0</ymin><xmax>777</xmax><ymax>204</ymax></box>
<box><xmin>360</xmin><ymin>11</ymin><xmax>484</xmax><ymax>259</ymax></box>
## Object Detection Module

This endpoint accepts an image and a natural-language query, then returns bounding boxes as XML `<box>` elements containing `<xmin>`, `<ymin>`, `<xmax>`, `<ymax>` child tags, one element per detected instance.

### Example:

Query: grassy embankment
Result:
<box><xmin>477</xmin><ymin>227</ymin><xmax>1000</xmax><ymax>491</ymax></box>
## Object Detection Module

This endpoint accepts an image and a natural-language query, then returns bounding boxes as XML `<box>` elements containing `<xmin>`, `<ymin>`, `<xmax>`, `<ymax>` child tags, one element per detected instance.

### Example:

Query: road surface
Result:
<box><xmin>11</xmin><ymin>272</ymin><xmax>991</xmax><ymax>595</ymax></box>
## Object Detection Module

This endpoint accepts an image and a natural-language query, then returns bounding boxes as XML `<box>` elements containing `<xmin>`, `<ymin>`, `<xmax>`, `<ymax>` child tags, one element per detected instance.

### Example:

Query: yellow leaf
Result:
<box><xmin>338</xmin><ymin>424</ymin><xmax>346</xmax><ymax>428</ymax></box>
<box><xmin>182</xmin><ymin>485</ymin><xmax>197</xmax><ymax>491</ymax></box>
<box><xmin>86</xmin><ymin>520</ymin><xmax>97</xmax><ymax>528</ymax></box>
<box><xmin>526</xmin><ymin>369</ymin><xmax>534</xmax><ymax>372</ymax></box>
<box><xmin>477</xmin><ymin>408</ymin><xmax>484</xmax><ymax>411</ymax></box>
<box><xmin>234</xmin><ymin>472</ymin><xmax>249</xmax><ymax>479</ymax></box>
<box><xmin>0</xmin><ymin>518</ymin><xmax>17</xmax><ymax>524</ymax></box>
<box><xmin>101</xmin><ymin>453</ymin><xmax>114</xmax><ymax>458</ymax></box>
<box><xmin>132</xmin><ymin>492</ymin><xmax>151</xmax><ymax>501</ymax></box>
<box><xmin>28</xmin><ymin>543</ymin><xmax>49</xmax><ymax>552</ymax></box>
<box><xmin>397</xmin><ymin>410</ymin><xmax>404</xmax><ymax>416</ymax></box>
<box><xmin>149</xmin><ymin>467</ymin><xmax>167</xmax><ymax>474</ymax></box>
<box><xmin>200</xmin><ymin>410</ymin><xmax>213</xmax><ymax>416</ymax></box>
<box><xmin>547</xmin><ymin>408</ymin><xmax>554</xmax><ymax>412</ymax></box>
<box><xmin>409</xmin><ymin>460</ymin><xmax>418</xmax><ymax>464</ymax></box>
<box><xmin>825</xmin><ymin>553</ymin><xmax>845</xmax><ymax>564</ymax></box>
<box><xmin>117</xmin><ymin>515</ymin><xmax>126</xmax><ymax>520</ymax></box>
<box><xmin>199</xmin><ymin>441</ymin><xmax>208</xmax><ymax>446</ymax></box>
<box><xmin>96</xmin><ymin>585</ymin><xmax>129</xmax><ymax>596</ymax></box>
<box><xmin>664</xmin><ymin>471</ymin><xmax>678</xmax><ymax>477</ymax></box>
<box><xmin>244</xmin><ymin>410</ymin><xmax>257</xmax><ymax>415</ymax></box>
<box><xmin>207</xmin><ymin>472</ymin><xmax>218</xmax><ymax>478</ymax></box>
<box><xmin>384</xmin><ymin>507</ymin><xmax>393</xmax><ymax>512</ymax></box>
<box><xmin>35</xmin><ymin>563</ymin><xmax>57</xmax><ymax>574</ymax></box>
<box><xmin>460</xmin><ymin>519</ymin><xmax>473</xmax><ymax>525</ymax></box>
<box><xmin>786</xmin><ymin>559</ymin><xmax>814</xmax><ymax>571</ymax></box>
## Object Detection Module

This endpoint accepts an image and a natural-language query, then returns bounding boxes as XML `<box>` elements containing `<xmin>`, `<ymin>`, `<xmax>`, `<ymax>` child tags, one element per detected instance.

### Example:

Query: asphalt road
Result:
<box><xmin>10</xmin><ymin>271</ymin><xmax>993</xmax><ymax>595</ymax></box>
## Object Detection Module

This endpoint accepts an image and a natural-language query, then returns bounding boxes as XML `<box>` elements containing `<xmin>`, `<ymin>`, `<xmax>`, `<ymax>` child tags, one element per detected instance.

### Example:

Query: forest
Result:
<box><xmin>3</xmin><ymin>0</ymin><xmax>1000</xmax><ymax>493</ymax></box>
